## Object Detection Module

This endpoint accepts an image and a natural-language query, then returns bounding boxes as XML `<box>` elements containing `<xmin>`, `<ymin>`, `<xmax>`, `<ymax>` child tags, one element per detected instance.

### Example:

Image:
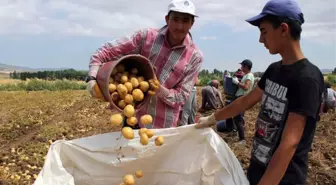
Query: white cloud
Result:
<box><xmin>200</xmin><ymin>36</ymin><xmax>217</xmax><ymax>40</ymax></box>
<box><xmin>0</xmin><ymin>0</ymin><xmax>335</xmax><ymax>43</ymax></box>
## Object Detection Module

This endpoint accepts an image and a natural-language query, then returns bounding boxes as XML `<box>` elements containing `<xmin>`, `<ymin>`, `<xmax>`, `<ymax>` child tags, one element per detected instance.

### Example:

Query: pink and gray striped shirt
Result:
<box><xmin>89</xmin><ymin>26</ymin><xmax>203</xmax><ymax>128</ymax></box>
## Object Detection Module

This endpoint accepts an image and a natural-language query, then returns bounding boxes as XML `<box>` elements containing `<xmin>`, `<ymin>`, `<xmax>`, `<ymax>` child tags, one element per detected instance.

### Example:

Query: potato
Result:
<box><xmin>110</xmin><ymin>114</ymin><xmax>123</xmax><ymax>127</ymax></box>
<box><xmin>117</xmin><ymin>84</ymin><xmax>128</xmax><ymax>96</ymax></box>
<box><xmin>120</xmin><ymin>75</ymin><xmax>128</xmax><ymax>83</ymax></box>
<box><xmin>109</xmin><ymin>77</ymin><xmax>114</xmax><ymax>84</ymax></box>
<box><xmin>124</xmin><ymin>82</ymin><xmax>133</xmax><ymax>93</ymax></box>
<box><xmin>132</xmin><ymin>89</ymin><xmax>144</xmax><ymax>102</ymax></box>
<box><xmin>93</xmin><ymin>83</ymin><xmax>105</xmax><ymax>101</ymax></box>
<box><xmin>116</xmin><ymin>64</ymin><xmax>125</xmax><ymax>73</ymax></box>
<box><xmin>140</xmin><ymin>133</ymin><xmax>149</xmax><ymax>145</ymax></box>
<box><xmin>108</xmin><ymin>84</ymin><xmax>117</xmax><ymax>93</ymax></box>
<box><xmin>115</xmin><ymin>74</ymin><xmax>122</xmax><ymax>82</ymax></box>
<box><xmin>140</xmin><ymin>114</ymin><xmax>152</xmax><ymax>125</ymax></box>
<box><xmin>124</xmin><ymin>94</ymin><xmax>133</xmax><ymax>104</ymax></box>
<box><xmin>123</xmin><ymin>71</ymin><xmax>129</xmax><ymax>77</ymax></box>
<box><xmin>111</xmin><ymin>69</ymin><xmax>118</xmax><ymax>75</ymax></box>
<box><xmin>129</xmin><ymin>74</ymin><xmax>136</xmax><ymax>80</ymax></box>
<box><xmin>148</xmin><ymin>90</ymin><xmax>156</xmax><ymax>96</ymax></box>
<box><xmin>130</xmin><ymin>77</ymin><xmax>139</xmax><ymax>88</ymax></box>
<box><xmin>126</xmin><ymin>117</ymin><xmax>137</xmax><ymax>126</ymax></box>
<box><xmin>149</xmin><ymin>79</ymin><xmax>160</xmax><ymax>90</ymax></box>
<box><xmin>135</xmin><ymin>170</ymin><xmax>144</xmax><ymax>178</ymax></box>
<box><xmin>119</xmin><ymin>93</ymin><xmax>126</xmax><ymax>100</ymax></box>
<box><xmin>155</xmin><ymin>136</ymin><xmax>164</xmax><ymax>146</ymax></box>
<box><xmin>122</xmin><ymin>127</ymin><xmax>134</xmax><ymax>140</ymax></box>
<box><xmin>123</xmin><ymin>174</ymin><xmax>135</xmax><ymax>185</ymax></box>
<box><xmin>137</xmin><ymin>76</ymin><xmax>145</xmax><ymax>83</ymax></box>
<box><xmin>111</xmin><ymin>92</ymin><xmax>119</xmax><ymax>102</ymax></box>
<box><xmin>146</xmin><ymin>129</ymin><xmax>155</xmax><ymax>138</ymax></box>
<box><xmin>113</xmin><ymin>81</ymin><xmax>119</xmax><ymax>86</ymax></box>
<box><xmin>131</xmin><ymin>68</ymin><xmax>138</xmax><ymax>75</ymax></box>
<box><xmin>118</xmin><ymin>100</ymin><xmax>126</xmax><ymax>109</ymax></box>
<box><xmin>124</xmin><ymin>105</ymin><xmax>135</xmax><ymax>118</ymax></box>
<box><xmin>138</xmin><ymin>128</ymin><xmax>147</xmax><ymax>135</ymax></box>
<box><xmin>139</xmin><ymin>81</ymin><xmax>149</xmax><ymax>92</ymax></box>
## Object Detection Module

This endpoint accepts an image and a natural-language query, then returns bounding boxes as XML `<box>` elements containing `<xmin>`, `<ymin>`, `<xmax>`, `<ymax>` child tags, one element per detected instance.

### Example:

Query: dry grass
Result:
<box><xmin>0</xmin><ymin>79</ymin><xmax>21</xmax><ymax>85</ymax></box>
<box><xmin>0</xmin><ymin>87</ymin><xmax>335</xmax><ymax>185</ymax></box>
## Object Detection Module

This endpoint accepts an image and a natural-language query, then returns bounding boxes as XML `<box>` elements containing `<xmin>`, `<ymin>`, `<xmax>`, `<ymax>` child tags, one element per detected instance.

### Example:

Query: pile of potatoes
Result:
<box><xmin>108</xmin><ymin>63</ymin><xmax>158</xmax><ymax>110</ymax></box>
<box><xmin>110</xmin><ymin>104</ymin><xmax>165</xmax><ymax>147</ymax></box>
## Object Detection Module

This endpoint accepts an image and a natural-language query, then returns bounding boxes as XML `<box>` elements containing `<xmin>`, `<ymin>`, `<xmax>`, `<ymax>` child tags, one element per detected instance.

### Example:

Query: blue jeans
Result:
<box><xmin>224</xmin><ymin>96</ymin><xmax>245</xmax><ymax>140</ymax></box>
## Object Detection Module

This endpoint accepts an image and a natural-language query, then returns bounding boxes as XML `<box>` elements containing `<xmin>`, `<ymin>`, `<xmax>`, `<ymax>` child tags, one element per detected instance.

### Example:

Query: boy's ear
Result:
<box><xmin>280</xmin><ymin>23</ymin><xmax>289</xmax><ymax>37</ymax></box>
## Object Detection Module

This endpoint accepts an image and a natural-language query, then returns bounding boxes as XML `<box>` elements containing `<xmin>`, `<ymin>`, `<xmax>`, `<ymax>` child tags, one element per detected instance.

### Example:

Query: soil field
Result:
<box><xmin>0</xmin><ymin>87</ymin><xmax>335</xmax><ymax>185</ymax></box>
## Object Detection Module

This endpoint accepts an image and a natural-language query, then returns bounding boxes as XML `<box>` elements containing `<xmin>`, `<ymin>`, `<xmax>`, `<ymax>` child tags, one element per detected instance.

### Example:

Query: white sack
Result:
<box><xmin>33</xmin><ymin>124</ymin><xmax>249</xmax><ymax>185</ymax></box>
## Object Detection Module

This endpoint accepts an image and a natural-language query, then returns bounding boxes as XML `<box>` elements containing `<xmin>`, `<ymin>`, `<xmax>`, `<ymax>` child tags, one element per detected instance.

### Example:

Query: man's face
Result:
<box><xmin>240</xmin><ymin>65</ymin><xmax>248</xmax><ymax>73</ymax></box>
<box><xmin>258</xmin><ymin>20</ymin><xmax>285</xmax><ymax>55</ymax></box>
<box><xmin>165</xmin><ymin>11</ymin><xmax>194</xmax><ymax>43</ymax></box>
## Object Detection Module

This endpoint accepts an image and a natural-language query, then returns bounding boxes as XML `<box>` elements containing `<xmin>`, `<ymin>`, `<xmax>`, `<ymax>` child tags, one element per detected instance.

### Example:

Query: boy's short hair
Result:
<box><xmin>260</xmin><ymin>15</ymin><xmax>303</xmax><ymax>40</ymax></box>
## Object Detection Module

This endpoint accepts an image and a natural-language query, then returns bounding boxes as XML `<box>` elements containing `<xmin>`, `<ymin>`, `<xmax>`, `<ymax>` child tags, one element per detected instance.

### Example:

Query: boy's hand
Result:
<box><xmin>195</xmin><ymin>113</ymin><xmax>217</xmax><ymax>129</ymax></box>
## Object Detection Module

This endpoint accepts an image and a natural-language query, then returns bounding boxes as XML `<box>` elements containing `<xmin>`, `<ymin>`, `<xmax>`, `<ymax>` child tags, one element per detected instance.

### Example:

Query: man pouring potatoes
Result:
<box><xmin>85</xmin><ymin>0</ymin><xmax>203</xmax><ymax>129</ymax></box>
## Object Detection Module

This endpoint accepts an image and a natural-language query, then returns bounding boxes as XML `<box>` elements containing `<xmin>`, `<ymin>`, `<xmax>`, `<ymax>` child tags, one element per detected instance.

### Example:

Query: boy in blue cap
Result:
<box><xmin>195</xmin><ymin>0</ymin><xmax>325</xmax><ymax>184</ymax></box>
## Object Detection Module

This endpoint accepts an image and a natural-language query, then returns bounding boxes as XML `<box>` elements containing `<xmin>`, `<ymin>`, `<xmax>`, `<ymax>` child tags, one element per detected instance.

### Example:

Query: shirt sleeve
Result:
<box><xmin>287</xmin><ymin>78</ymin><xmax>321</xmax><ymax>119</ymax></box>
<box><xmin>246</xmin><ymin>73</ymin><xmax>254</xmax><ymax>81</ymax></box>
<box><xmin>156</xmin><ymin>55</ymin><xmax>203</xmax><ymax>108</ymax></box>
<box><xmin>258</xmin><ymin>65</ymin><xmax>272</xmax><ymax>90</ymax></box>
<box><xmin>88</xmin><ymin>29</ymin><xmax>147</xmax><ymax>77</ymax></box>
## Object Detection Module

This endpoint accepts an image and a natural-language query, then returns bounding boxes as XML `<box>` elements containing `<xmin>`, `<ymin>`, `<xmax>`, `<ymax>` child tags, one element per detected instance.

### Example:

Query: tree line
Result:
<box><xmin>10</xmin><ymin>69</ymin><xmax>88</xmax><ymax>81</ymax></box>
<box><xmin>9</xmin><ymin>68</ymin><xmax>266</xmax><ymax>82</ymax></box>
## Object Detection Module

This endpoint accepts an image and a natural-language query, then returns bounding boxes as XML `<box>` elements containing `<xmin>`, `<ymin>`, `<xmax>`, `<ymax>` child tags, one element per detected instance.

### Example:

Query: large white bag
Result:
<box><xmin>33</xmin><ymin>124</ymin><xmax>249</xmax><ymax>185</ymax></box>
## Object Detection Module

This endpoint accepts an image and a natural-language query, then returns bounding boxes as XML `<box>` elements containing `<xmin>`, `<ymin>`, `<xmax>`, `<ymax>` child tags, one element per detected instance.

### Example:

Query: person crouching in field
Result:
<box><xmin>322</xmin><ymin>82</ymin><xmax>336</xmax><ymax>113</ymax></box>
<box><xmin>199</xmin><ymin>80</ymin><xmax>224</xmax><ymax>113</ymax></box>
<box><xmin>195</xmin><ymin>0</ymin><xmax>325</xmax><ymax>184</ymax></box>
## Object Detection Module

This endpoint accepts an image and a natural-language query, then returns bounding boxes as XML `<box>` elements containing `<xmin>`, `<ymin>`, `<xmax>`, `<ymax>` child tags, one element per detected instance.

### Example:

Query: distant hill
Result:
<box><xmin>0</xmin><ymin>63</ymin><xmax>72</xmax><ymax>74</ymax></box>
<box><xmin>321</xmin><ymin>69</ymin><xmax>333</xmax><ymax>74</ymax></box>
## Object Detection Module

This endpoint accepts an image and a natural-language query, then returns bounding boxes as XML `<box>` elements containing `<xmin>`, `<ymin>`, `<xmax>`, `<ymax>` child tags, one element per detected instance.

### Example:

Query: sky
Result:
<box><xmin>0</xmin><ymin>0</ymin><xmax>335</xmax><ymax>72</ymax></box>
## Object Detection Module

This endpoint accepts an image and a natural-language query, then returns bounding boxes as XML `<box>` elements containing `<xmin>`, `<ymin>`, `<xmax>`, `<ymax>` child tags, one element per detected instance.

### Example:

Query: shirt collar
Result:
<box><xmin>158</xmin><ymin>26</ymin><xmax>192</xmax><ymax>49</ymax></box>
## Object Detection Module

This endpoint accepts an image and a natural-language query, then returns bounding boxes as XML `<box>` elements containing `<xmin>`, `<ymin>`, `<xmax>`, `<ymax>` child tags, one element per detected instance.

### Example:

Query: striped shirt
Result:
<box><xmin>88</xmin><ymin>26</ymin><xmax>203</xmax><ymax>128</ymax></box>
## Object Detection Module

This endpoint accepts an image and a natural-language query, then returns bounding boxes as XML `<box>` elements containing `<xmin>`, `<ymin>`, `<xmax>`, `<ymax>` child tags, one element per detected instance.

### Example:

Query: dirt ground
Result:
<box><xmin>0</xmin><ymin>88</ymin><xmax>335</xmax><ymax>185</ymax></box>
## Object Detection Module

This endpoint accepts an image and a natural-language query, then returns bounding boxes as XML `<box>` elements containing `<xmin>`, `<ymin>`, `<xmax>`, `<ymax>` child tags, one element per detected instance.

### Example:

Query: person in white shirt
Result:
<box><xmin>229</xmin><ymin>59</ymin><xmax>255</xmax><ymax>143</ymax></box>
<box><xmin>323</xmin><ymin>83</ymin><xmax>336</xmax><ymax>113</ymax></box>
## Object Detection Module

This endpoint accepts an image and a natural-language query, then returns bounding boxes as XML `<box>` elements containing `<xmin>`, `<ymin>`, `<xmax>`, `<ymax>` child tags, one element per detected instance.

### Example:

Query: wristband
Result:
<box><xmin>85</xmin><ymin>76</ymin><xmax>96</xmax><ymax>83</ymax></box>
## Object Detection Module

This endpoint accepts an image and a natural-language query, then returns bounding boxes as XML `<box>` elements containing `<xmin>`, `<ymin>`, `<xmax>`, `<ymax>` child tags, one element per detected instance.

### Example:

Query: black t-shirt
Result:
<box><xmin>247</xmin><ymin>58</ymin><xmax>324</xmax><ymax>185</ymax></box>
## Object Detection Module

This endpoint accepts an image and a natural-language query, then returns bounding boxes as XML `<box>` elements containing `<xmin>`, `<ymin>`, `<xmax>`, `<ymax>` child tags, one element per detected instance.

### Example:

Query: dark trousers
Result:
<box><xmin>226</xmin><ymin>96</ymin><xmax>245</xmax><ymax>141</ymax></box>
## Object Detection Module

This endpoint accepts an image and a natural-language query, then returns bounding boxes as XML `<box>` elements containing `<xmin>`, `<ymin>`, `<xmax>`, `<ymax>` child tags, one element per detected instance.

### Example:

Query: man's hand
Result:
<box><xmin>148</xmin><ymin>78</ymin><xmax>160</xmax><ymax>96</ymax></box>
<box><xmin>232</xmin><ymin>77</ymin><xmax>239</xmax><ymax>85</ymax></box>
<box><xmin>87</xmin><ymin>80</ymin><xmax>105</xmax><ymax>101</ymax></box>
<box><xmin>195</xmin><ymin>113</ymin><xmax>217</xmax><ymax>129</ymax></box>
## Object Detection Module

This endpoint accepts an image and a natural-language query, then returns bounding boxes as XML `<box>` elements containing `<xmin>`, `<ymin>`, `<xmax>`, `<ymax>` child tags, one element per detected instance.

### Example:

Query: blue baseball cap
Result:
<box><xmin>246</xmin><ymin>0</ymin><xmax>305</xmax><ymax>26</ymax></box>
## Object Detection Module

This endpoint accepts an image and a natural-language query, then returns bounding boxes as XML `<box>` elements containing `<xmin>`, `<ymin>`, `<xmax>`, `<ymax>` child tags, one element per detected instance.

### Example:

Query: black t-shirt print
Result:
<box><xmin>248</xmin><ymin>58</ymin><xmax>324</xmax><ymax>185</ymax></box>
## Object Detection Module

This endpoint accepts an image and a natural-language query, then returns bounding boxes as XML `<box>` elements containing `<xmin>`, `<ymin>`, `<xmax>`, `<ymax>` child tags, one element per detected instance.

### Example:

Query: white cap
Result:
<box><xmin>168</xmin><ymin>0</ymin><xmax>197</xmax><ymax>17</ymax></box>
